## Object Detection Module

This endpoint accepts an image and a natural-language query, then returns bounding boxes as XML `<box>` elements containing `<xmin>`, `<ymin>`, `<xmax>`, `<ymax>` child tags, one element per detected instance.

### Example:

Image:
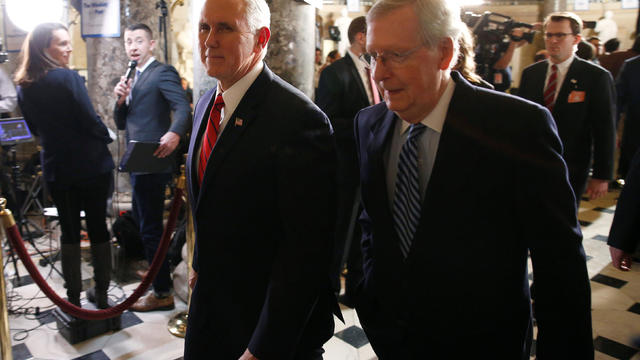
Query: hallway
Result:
<box><xmin>3</xmin><ymin>188</ymin><xmax>640</xmax><ymax>359</ymax></box>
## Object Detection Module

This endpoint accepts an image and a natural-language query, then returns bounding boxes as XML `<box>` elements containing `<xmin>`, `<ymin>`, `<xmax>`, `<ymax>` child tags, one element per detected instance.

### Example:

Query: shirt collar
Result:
<box><xmin>347</xmin><ymin>49</ymin><xmax>365</xmax><ymax>73</ymax></box>
<box><xmin>548</xmin><ymin>54</ymin><xmax>574</xmax><ymax>73</ymax></box>
<box><xmin>216</xmin><ymin>61</ymin><xmax>264</xmax><ymax>116</ymax></box>
<box><xmin>400</xmin><ymin>77</ymin><xmax>455</xmax><ymax>135</ymax></box>
<box><xmin>137</xmin><ymin>56</ymin><xmax>155</xmax><ymax>73</ymax></box>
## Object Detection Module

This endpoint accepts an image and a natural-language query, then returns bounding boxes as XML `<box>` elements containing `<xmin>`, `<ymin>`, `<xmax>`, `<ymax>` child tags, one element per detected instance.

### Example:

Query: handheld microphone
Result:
<box><xmin>124</xmin><ymin>60</ymin><xmax>138</xmax><ymax>81</ymax></box>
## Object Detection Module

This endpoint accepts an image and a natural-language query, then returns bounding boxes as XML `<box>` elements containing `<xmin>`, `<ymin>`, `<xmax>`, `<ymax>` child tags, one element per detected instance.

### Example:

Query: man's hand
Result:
<box><xmin>114</xmin><ymin>76</ymin><xmax>132</xmax><ymax>107</ymax></box>
<box><xmin>585</xmin><ymin>178</ymin><xmax>609</xmax><ymax>200</ymax></box>
<box><xmin>154</xmin><ymin>131</ymin><xmax>181</xmax><ymax>158</ymax></box>
<box><xmin>609</xmin><ymin>246</ymin><xmax>632</xmax><ymax>271</ymax></box>
<box><xmin>189</xmin><ymin>270</ymin><xmax>198</xmax><ymax>290</ymax></box>
<box><xmin>238</xmin><ymin>349</ymin><xmax>258</xmax><ymax>360</ymax></box>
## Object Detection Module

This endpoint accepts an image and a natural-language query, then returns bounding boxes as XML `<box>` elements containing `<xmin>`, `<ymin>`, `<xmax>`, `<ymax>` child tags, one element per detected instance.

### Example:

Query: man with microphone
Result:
<box><xmin>113</xmin><ymin>23</ymin><xmax>190</xmax><ymax>312</ymax></box>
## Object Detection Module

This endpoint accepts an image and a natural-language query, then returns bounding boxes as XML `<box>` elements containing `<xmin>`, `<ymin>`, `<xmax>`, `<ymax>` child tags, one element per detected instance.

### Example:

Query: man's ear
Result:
<box><xmin>256</xmin><ymin>27</ymin><xmax>271</xmax><ymax>49</ymax></box>
<box><xmin>438</xmin><ymin>37</ymin><xmax>455</xmax><ymax>70</ymax></box>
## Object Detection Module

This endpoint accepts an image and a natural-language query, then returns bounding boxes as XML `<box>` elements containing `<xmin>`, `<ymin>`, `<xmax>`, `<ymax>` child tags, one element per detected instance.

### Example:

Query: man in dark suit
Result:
<box><xmin>184</xmin><ymin>0</ymin><xmax>339</xmax><ymax>358</ymax></box>
<box><xmin>113</xmin><ymin>23</ymin><xmax>190</xmax><ymax>312</ymax></box>
<box><xmin>616</xmin><ymin>55</ymin><xmax>640</xmax><ymax>181</ymax></box>
<box><xmin>355</xmin><ymin>0</ymin><xmax>593</xmax><ymax>358</ymax></box>
<box><xmin>519</xmin><ymin>12</ymin><xmax>616</xmax><ymax>204</ymax></box>
<box><xmin>316</xmin><ymin>16</ymin><xmax>377</xmax><ymax>307</ymax></box>
<box><xmin>608</xmin><ymin>148</ymin><xmax>640</xmax><ymax>271</ymax></box>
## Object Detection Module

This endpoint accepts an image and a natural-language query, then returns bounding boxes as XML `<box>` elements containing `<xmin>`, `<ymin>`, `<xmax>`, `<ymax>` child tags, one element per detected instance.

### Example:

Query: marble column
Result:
<box><xmin>266</xmin><ymin>0</ymin><xmax>316</xmax><ymax>99</ymax></box>
<box><xmin>543</xmin><ymin>0</ymin><xmax>567</xmax><ymax>17</ymax></box>
<box><xmin>191</xmin><ymin>0</ymin><xmax>316</xmax><ymax>103</ymax></box>
<box><xmin>85</xmin><ymin>0</ymin><xmax>167</xmax><ymax>192</ymax></box>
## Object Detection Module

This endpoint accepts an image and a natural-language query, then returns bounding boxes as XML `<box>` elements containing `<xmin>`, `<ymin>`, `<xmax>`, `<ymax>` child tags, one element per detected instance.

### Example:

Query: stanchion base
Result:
<box><xmin>53</xmin><ymin>302</ymin><xmax>121</xmax><ymax>344</ymax></box>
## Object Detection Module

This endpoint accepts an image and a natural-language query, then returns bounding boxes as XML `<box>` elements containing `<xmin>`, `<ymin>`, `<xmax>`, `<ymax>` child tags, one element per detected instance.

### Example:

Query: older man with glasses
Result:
<box><xmin>353</xmin><ymin>1</ymin><xmax>594</xmax><ymax>358</ymax></box>
<box><xmin>519</xmin><ymin>12</ymin><xmax>616</xmax><ymax>205</ymax></box>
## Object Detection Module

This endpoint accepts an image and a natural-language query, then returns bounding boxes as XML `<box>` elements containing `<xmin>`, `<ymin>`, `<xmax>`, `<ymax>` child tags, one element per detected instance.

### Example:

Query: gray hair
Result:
<box><xmin>367</xmin><ymin>0</ymin><xmax>463</xmax><ymax>59</ymax></box>
<box><xmin>244</xmin><ymin>0</ymin><xmax>270</xmax><ymax>33</ymax></box>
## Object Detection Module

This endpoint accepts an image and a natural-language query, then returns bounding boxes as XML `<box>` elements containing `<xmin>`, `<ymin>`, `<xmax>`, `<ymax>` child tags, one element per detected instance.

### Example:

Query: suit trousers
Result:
<box><xmin>48</xmin><ymin>172</ymin><xmax>111</xmax><ymax>246</ymax></box>
<box><xmin>130</xmin><ymin>172</ymin><xmax>172</xmax><ymax>295</ymax></box>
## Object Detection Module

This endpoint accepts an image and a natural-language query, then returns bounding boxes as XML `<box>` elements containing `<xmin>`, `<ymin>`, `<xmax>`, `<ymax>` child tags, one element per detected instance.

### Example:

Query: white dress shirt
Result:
<box><xmin>545</xmin><ymin>55</ymin><xmax>574</xmax><ymax>103</ymax></box>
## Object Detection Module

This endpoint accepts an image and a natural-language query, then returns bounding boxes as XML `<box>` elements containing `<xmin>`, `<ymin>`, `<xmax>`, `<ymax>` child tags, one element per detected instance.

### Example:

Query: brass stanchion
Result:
<box><xmin>168</xmin><ymin>164</ymin><xmax>194</xmax><ymax>338</ymax></box>
<box><xmin>0</xmin><ymin>198</ymin><xmax>15</xmax><ymax>360</ymax></box>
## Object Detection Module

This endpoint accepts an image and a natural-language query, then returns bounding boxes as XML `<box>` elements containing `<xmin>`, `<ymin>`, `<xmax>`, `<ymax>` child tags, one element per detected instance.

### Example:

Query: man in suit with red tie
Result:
<box><xmin>184</xmin><ymin>0</ymin><xmax>340</xmax><ymax>358</ymax></box>
<box><xmin>519</xmin><ymin>12</ymin><xmax>616</xmax><ymax>204</ymax></box>
<box><xmin>354</xmin><ymin>0</ymin><xmax>593</xmax><ymax>358</ymax></box>
<box><xmin>315</xmin><ymin>16</ymin><xmax>379</xmax><ymax>307</ymax></box>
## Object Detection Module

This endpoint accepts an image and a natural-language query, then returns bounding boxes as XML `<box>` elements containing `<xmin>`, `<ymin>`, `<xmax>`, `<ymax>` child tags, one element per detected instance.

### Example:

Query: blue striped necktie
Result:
<box><xmin>393</xmin><ymin>123</ymin><xmax>427</xmax><ymax>258</ymax></box>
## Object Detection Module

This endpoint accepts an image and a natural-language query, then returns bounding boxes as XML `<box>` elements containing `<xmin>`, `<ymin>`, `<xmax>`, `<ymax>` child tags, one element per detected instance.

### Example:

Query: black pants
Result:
<box><xmin>130</xmin><ymin>172</ymin><xmax>172</xmax><ymax>295</ymax></box>
<box><xmin>48</xmin><ymin>172</ymin><xmax>111</xmax><ymax>245</ymax></box>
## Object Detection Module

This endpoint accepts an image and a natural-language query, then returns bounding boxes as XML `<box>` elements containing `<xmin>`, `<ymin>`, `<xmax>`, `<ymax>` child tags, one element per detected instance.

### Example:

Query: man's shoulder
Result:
<box><xmin>522</xmin><ymin>60</ymin><xmax>546</xmax><ymax>76</ymax></box>
<box><xmin>623</xmin><ymin>55</ymin><xmax>640</xmax><ymax>70</ymax></box>
<box><xmin>571</xmin><ymin>56</ymin><xmax>609</xmax><ymax>75</ymax></box>
<box><xmin>356</xmin><ymin>103</ymin><xmax>391</xmax><ymax>129</ymax></box>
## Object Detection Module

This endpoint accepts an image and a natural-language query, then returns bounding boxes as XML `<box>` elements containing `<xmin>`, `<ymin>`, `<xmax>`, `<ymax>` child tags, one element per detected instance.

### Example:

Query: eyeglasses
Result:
<box><xmin>544</xmin><ymin>32</ymin><xmax>575</xmax><ymax>40</ymax></box>
<box><xmin>359</xmin><ymin>45</ymin><xmax>423</xmax><ymax>69</ymax></box>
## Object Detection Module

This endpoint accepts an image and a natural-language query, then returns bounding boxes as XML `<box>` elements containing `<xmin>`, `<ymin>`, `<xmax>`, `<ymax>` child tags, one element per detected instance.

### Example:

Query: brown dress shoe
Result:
<box><xmin>135</xmin><ymin>269</ymin><xmax>149</xmax><ymax>279</ymax></box>
<box><xmin>130</xmin><ymin>293</ymin><xmax>175</xmax><ymax>312</ymax></box>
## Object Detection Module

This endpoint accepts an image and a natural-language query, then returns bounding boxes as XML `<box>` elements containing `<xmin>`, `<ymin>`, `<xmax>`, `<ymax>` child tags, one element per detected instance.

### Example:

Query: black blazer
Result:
<box><xmin>354</xmin><ymin>72</ymin><xmax>593</xmax><ymax>359</ymax></box>
<box><xmin>315</xmin><ymin>54</ymin><xmax>370</xmax><ymax>142</ymax></box>
<box><xmin>616</xmin><ymin>55</ymin><xmax>640</xmax><ymax>177</ymax></box>
<box><xmin>114</xmin><ymin>60</ymin><xmax>190</xmax><ymax>171</ymax></box>
<box><xmin>184</xmin><ymin>65</ymin><xmax>339</xmax><ymax>359</ymax></box>
<box><xmin>608</xmin><ymin>148</ymin><xmax>640</xmax><ymax>252</ymax></box>
<box><xmin>519</xmin><ymin>57</ymin><xmax>616</xmax><ymax>192</ymax></box>
<box><xmin>17</xmin><ymin>68</ymin><xmax>114</xmax><ymax>184</ymax></box>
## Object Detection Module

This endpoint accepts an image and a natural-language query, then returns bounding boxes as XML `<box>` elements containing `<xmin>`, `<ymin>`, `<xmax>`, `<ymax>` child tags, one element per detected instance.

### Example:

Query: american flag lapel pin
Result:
<box><xmin>235</xmin><ymin>117</ymin><xmax>244</xmax><ymax>127</ymax></box>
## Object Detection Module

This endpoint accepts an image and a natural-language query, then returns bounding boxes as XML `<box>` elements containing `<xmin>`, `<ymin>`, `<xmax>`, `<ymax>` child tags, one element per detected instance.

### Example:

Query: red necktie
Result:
<box><xmin>366</xmin><ymin>68</ymin><xmax>381</xmax><ymax>104</ymax></box>
<box><xmin>543</xmin><ymin>64</ymin><xmax>558</xmax><ymax>112</ymax></box>
<box><xmin>198</xmin><ymin>93</ymin><xmax>224</xmax><ymax>184</ymax></box>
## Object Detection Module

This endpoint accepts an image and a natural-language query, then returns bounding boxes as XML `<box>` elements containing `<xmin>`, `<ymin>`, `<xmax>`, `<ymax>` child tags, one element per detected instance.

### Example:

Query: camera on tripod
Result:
<box><xmin>463</xmin><ymin>11</ymin><xmax>535</xmax><ymax>46</ymax></box>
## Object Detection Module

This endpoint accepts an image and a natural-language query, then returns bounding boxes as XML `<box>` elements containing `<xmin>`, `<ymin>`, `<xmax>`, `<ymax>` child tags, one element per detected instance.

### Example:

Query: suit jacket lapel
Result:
<box><xmin>409</xmin><ymin>72</ymin><xmax>480</xmax><ymax>258</ymax></box>
<box><xmin>345</xmin><ymin>55</ymin><xmax>369</xmax><ymax>105</ymax></box>
<box><xmin>187</xmin><ymin>88</ymin><xmax>216</xmax><ymax>208</ymax></box>
<box><xmin>196</xmin><ymin>65</ymin><xmax>273</xmax><ymax>209</ymax></box>
<box><xmin>131</xmin><ymin>60</ymin><xmax>159</xmax><ymax>102</ymax></box>
<box><xmin>366</xmin><ymin>107</ymin><xmax>398</xmax><ymax>247</ymax></box>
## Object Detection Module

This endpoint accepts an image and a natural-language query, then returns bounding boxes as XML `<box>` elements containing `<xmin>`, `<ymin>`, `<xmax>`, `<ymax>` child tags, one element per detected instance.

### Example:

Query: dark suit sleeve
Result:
<box><xmin>247</xmin><ymin>106</ymin><xmax>337</xmax><ymax>359</ymax></box>
<box><xmin>608</xmin><ymin>149</ymin><xmax>640</xmax><ymax>252</ymax></box>
<box><xmin>589</xmin><ymin>68</ymin><xmax>616</xmax><ymax>180</ymax></box>
<box><xmin>517</xmin><ymin>106</ymin><xmax>593</xmax><ymax>358</ymax></box>
<box><xmin>67</xmin><ymin>72</ymin><xmax>112</xmax><ymax>144</ymax></box>
<box><xmin>616</xmin><ymin>61</ymin><xmax>630</xmax><ymax>124</ymax></box>
<box><xmin>114</xmin><ymin>101</ymin><xmax>128</xmax><ymax>130</ymax></box>
<box><xmin>157</xmin><ymin>65</ymin><xmax>191</xmax><ymax>137</ymax></box>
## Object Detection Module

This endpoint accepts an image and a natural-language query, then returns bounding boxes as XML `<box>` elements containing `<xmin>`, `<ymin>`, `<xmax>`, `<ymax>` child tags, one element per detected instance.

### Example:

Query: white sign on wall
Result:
<box><xmin>621</xmin><ymin>0</ymin><xmax>638</xmax><ymax>9</ymax></box>
<box><xmin>574</xmin><ymin>0</ymin><xmax>589</xmax><ymax>11</ymax></box>
<box><xmin>81</xmin><ymin>0</ymin><xmax>120</xmax><ymax>38</ymax></box>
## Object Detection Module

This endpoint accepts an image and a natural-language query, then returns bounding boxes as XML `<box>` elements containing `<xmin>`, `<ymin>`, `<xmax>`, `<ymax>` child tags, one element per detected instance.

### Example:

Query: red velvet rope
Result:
<box><xmin>5</xmin><ymin>188</ymin><xmax>184</xmax><ymax>320</ymax></box>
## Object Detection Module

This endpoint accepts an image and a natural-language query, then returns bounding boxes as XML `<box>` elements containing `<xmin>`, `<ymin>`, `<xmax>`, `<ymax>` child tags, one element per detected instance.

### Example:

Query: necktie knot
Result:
<box><xmin>408</xmin><ymin>123</ymin><xmax>427</xmax><ymax>140</ymax></box>
<box><xmin>214</xmin><ymin>93</ymin><xmax>224</xmax><ymax>110</ymax></box>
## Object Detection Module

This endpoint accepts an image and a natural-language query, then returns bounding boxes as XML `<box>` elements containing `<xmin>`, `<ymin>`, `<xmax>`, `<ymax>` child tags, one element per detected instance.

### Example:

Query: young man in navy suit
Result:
<box><xmin>354</xmin><ymin>0</ymin><xmax>593</xmax><ymax>358</ymax></box>
<box><xmin>184</xmin><ymin>0</ymin><xmax>339</xmax><ymax>358</ymax></box>
<box><xmin>113</xmin><ymin>24</ymin><xmax>190</xmax><ymax>312</ymax></box>
<box><xmin>519</xmin><ymin>12</ymin><xmax>616</xmax><ymax>204</ymax></box>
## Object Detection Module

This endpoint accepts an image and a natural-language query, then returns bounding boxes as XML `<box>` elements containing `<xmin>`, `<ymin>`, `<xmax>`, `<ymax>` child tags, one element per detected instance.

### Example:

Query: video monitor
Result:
<box><xmin>0</xmin><ymin>118</ymin><xmax>33</xmax><ymax>146</ymax></box>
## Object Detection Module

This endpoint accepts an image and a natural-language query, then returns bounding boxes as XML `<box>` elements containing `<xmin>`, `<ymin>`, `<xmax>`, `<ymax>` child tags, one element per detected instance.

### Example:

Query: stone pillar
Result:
<box><xmin>266</xmin><ymin>0</ymin><xmax>316</xmax><ymax>99</ymax></box>
<box><xmin>85</xmin><ymin>0</ymin><xmax>167</xmax><ymax>192</ymax></box>
<box><xmin>191</xmin><ymin>0</ymin><xmax>316</xmax><ymax>104</ymax></box>
<box><xmin>543</xmin><ymin>0</ymin><xmax>567</xmax><ymax>17</ymax></box>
